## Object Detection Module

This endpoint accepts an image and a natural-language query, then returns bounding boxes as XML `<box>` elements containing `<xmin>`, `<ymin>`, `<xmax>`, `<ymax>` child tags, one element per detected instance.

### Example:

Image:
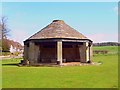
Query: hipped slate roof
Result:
<box><xmin>28</xmin><ymin>20</ymin><xmax>88</xmax><ymax>40</ymax></box>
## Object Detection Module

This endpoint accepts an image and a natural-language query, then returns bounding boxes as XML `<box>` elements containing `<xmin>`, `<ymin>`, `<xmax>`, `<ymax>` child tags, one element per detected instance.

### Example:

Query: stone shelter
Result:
<box><xmin>23</xmin><ymin>20</ymin><xmax>93</xmax><ymax>65</ymax></box>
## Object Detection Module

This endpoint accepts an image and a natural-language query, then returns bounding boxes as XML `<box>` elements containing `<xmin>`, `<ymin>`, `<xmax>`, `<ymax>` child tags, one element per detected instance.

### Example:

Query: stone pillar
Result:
<box><xmin>28</xmin><ymin>41</ymin><xmax>35</xmax><ymax>65</ymax></box>
<box><xmin>24</xmin><ymin>44</ymin><xmax>28</xmax><ymax>61</ymax></box>
<box><xmin>34</xmin><ymin>44</ymin><xmax>40</xmax><ymax>64</ymax></box>
<box><xmin>86</xmin><ymin>42</ymin><xmax>89</xmax><ymax>62</ymax></box>
<box><xmin>57</xmin><ymin>41</ymin><xmax>62</xmax><ymax>65</ymax></box>
<box><xmin>79</xmin><ymin>43</ymin><xmax>86</xmax><ymax>63</ymax></box>
<box><xmin>78</xmin><ymin>45</ymin><xmax>81</xmax><ymax>62</ymax></box>
<box><xmin>90</xmin><ymin>43</ymin><xmax>93</xmax><ymax>62</ymax></box>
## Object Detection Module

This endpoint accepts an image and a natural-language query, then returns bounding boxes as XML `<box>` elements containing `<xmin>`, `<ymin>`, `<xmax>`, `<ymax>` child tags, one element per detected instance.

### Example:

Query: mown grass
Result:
<box><xmin>1</xmin><ymin>46</ymin><xmax>118</xmax><ymax>88</ymax></box>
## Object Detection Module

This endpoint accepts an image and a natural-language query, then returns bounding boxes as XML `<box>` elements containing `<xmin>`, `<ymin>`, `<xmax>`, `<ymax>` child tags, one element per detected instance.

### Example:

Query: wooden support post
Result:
<box><xmin>57</xmin><ymin>41</ymin><xmax>62</xmax><ymax>65</ymax></box>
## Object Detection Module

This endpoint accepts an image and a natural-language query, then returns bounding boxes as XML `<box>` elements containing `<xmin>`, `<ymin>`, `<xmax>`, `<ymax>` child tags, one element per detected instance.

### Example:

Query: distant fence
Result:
<box><xmin>93</xmin><ymin>50</ymin><xmax>108</xmax><ymax>54</ymax></box>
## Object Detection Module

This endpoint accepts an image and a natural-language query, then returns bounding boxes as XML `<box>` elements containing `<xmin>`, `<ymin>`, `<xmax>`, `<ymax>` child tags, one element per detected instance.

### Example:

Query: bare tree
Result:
<box><xmin>0</xmin><ymin>17</ymin><xmax>10</xmax><ymax>39</ymax></box>
<box><xmin>0</xmin><ymin>17</ymin><xmax>10</xmax><ymax>52</ymax></box>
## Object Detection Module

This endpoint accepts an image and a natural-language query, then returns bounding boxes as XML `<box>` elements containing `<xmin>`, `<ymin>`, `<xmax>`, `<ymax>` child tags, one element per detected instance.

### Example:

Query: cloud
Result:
<box><xmin>86</xmin><ymin>33</ymin><xmax>118</xmax><ymax>43</ymax></box>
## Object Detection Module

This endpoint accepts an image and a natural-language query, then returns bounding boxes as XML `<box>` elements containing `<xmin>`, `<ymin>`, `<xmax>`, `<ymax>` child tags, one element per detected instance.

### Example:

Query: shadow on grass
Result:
<box><xmin>2</xmin><ymin>63</ymin><xmax>18</xmax><ymax>66</ymax></box>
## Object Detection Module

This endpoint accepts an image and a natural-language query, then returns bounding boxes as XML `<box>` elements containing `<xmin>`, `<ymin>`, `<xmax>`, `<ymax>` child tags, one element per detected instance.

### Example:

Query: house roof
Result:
<box><xmin>28</xmin><ymin>20</ymin><xmax>88</xmax><ymax>40</ymax></box>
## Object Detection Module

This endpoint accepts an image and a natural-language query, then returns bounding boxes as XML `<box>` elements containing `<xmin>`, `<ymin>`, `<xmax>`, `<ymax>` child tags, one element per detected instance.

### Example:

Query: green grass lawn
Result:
<box><xmin>1</xmin><ymin>46</ymin><xmax>118</xmax><ymax>88</ymax></box>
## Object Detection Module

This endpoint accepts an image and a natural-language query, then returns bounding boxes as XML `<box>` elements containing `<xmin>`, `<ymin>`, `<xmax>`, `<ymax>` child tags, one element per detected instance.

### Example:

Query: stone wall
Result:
<box><xmin>24</xmin><ymin>42</ymin><xmax>40</xmax><ymax>65</ymax></box>
<box><xmin>24</xmin><ymin>41</ymin><xmax>92</xmax><ymax>65</ymax></box>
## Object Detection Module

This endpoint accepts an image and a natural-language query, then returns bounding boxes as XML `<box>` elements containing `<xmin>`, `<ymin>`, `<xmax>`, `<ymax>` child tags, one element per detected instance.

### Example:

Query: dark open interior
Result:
<box><xmin>35</xmin><ymin>42</ymin><xmax>83</xmax><ymax>63</ymax></box>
